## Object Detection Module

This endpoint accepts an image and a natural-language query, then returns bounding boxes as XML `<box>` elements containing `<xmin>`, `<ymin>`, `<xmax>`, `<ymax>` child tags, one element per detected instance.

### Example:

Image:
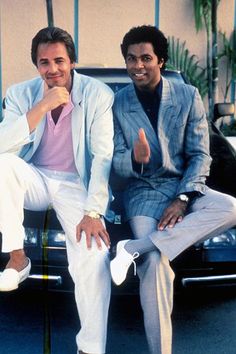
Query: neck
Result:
<box><xmin>51</xmin><ymin>105</ymin><xmax>63</xmax><ymax>124</ymax></box>
<box><xmin>136</xmin><ymin>85</ymin><xmax>156</xmax><ymax>94</ymax></box>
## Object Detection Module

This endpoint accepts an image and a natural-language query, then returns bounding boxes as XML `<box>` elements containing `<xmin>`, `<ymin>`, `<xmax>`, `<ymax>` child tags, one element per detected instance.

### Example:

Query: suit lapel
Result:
<box><xmin>158</xmin><ymin>77</ymin><xmax>180</xmax><ymax>142</ymax></box>
<box><xmin>71</xmin><ymin>72</ymin><xmax>84</xmax><ymax>157</ymax></box>
<box><xmin>124</xmin><ymin>84</ymin><xmax>160</xmax><ymax>155</ymax></box>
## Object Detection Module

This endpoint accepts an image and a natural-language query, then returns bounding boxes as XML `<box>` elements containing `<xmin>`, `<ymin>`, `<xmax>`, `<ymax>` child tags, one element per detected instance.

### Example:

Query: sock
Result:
<box><xmin>124</xmin><ymin>237</ymin><xmax>156</xmax><ymax>256</ymax></box>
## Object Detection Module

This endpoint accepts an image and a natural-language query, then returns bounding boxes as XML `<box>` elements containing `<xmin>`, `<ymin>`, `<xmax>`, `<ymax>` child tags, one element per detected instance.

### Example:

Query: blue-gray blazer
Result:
<box><xmin>112</xmin><ymin>77</ymin><xmax>211</xmax><ymax>220</ymax></box>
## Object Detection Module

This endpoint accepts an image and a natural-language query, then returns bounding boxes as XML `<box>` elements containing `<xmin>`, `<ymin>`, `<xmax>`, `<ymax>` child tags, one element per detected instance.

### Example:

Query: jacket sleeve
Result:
<box><xmin>176</xmin><ymin>87</ymin><xmax>212</xmax><ymax>195</ymax></box>
<box><xmin>112</xmin><ymin>100</ymin><xmax>141</xmax><ymax>179</ymax></box>
<box><xmin>83</xmin><ymin>89</ymin><xmax>114</xmax><ymax>215</ymax></box>
<box><xmin>0</xmin><ymin>85</ymin><xmax>33</xmax><ymax>154</ymax></box>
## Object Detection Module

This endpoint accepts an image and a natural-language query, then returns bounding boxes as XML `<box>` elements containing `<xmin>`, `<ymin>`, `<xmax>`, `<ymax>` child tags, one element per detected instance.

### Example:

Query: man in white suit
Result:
<box><xmin>0</xmin><ymin>27</ymin><xmax>114</xmax><ymax>354</ymax></box>
<box><xmin>110</xmin><ymin>25</ymin><xmax>236</xmax><ymax>354</ymax></box>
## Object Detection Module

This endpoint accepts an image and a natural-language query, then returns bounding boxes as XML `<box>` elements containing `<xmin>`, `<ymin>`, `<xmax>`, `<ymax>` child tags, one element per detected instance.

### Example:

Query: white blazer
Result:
<box><xmin>0</xmin><ymin>71</ymin><xmax>114</xmax><ymax>215</ymax></box>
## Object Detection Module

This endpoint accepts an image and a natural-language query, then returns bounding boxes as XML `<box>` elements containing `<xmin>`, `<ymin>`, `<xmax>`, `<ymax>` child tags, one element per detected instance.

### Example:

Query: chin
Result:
<box><xmin>135</xmin><ymin>82</ymin><xmax>150</xmax><ymax>91</ymax></box>
<box><xmin>49</xmin><ymin>82</ymin><xmax>64</xmax><ymax>88</ymax></box>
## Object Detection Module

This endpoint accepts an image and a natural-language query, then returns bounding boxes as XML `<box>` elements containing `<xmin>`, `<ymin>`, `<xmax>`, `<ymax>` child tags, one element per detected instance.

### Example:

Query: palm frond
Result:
<box><xmin>167</xmin><ymin>36</ymin><xmax>208</xmax><ymax>98</ymax></box>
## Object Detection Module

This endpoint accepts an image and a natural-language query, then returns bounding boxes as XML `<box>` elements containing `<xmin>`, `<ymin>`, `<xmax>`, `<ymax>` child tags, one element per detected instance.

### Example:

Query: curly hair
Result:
<box><xmin>31</xmin><ymin>27</ymin><xmax>76</xmax><ymax>66</ymax></box>
<box><xmin>121</xmin><ymin>25</ymin><xmax>168</xmax><ymax>67</ymax></box>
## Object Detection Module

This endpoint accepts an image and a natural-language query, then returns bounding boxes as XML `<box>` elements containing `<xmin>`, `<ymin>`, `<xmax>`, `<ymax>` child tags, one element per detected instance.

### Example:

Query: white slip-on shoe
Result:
<box><xmin>110</xmin><ymin>239</ymin><xmax>139</xmax><ymax>286</ymax></box>
<box><xmin>0</xmin><ymin>258</ymin><xmax>31</xmax><ymax>291</ymax></box>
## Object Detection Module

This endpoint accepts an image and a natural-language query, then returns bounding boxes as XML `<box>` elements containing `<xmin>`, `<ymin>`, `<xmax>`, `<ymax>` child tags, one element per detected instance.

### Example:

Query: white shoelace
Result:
<box><xmin>132</xmin><ymin>252</ymin><xmax>140</xmax><ymax>276</ymax></box>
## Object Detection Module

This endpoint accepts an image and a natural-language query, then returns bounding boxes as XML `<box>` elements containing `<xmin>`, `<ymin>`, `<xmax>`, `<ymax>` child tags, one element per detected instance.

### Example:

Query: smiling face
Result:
<box><xmin>125</xmin><ymin>42</ymin><xmax>164</xmax><ymax>92</ymax></box>
<box><xmin>36</xmin><ymin>42</ymin><xmax>75</xmax><ymax>91</ymax></box>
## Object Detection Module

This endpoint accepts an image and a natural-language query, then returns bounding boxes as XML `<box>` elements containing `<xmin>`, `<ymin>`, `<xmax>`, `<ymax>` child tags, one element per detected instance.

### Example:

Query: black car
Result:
<box><xmin>1</xmin><ymin>67</ymin><xmax>236</xmax><ymax>292</ymax></box>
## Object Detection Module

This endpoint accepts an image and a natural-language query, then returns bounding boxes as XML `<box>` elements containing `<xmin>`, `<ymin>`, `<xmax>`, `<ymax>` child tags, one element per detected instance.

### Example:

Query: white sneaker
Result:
<box><xmin>110</xmin><ymin>239</ymin><xmax>139</xmax><ymax>286</ymax></box>
<box><xmin>0</xmin><ymin>258</ymin><xmax>31</xmax><ymax>291</ymax></box>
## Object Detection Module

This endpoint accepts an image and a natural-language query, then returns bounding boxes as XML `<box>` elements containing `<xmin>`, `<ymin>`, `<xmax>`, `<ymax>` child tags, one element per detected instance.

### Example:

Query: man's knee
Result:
<box><xmin>0</xmin><ymin>152</ymin><xmax>19</xmax><ymax>163</ymax></box>
<box><xmin>67</xmin><ymin>238</ymin><xmax>110</xmax><ymax>281</ymax></box>
<box><xmin>0</xmin><ymin>153</ymin><xmax>22</xmax><ymax>174</ymax></box>
<box><xmin>224</xmin><ymin>194</ymin><xmax>236</xmax><ymax>223</ymax></box>
<box><xmin>69</xmin><ymin>251</ymin><xmax>110</xmax><ymax>285</ymax></box>
<box><xmin>196</xmin><ymin>190</ymin><xmax>236</xmax><ymax>219</ymax></box>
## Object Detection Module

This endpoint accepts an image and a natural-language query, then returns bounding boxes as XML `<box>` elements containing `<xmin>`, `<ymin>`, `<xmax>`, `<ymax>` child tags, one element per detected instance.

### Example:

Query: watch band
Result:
<box><xmin>84</xmin><ymin>211</ymin><xmax>101</xmax><ymax>219</ymax></box>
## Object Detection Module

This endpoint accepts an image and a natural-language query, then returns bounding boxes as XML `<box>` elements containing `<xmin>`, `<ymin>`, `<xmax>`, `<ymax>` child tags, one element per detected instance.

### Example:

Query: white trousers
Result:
<box><xmin>0</xmin><ymin>153</ymin><xmax>111</xmax><ymax>354</ymax></box>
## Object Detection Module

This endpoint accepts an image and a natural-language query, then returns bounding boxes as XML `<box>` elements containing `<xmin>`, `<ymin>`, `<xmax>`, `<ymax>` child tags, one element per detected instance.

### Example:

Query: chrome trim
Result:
<box><xmin>41</xmin><ymin>246</ymin><xmax>66</xmax><ymax>250</ymax></box>
<box><xmin>28</xmin><ymin>274</ymin><xmax>62</xmax><ymax>284</ymax></box>
<box><xmin>182</xmin><ymin>274</ymin><xmax>236</xmax><ymax>286</ymax></box>
<box><xmin>0</xmin><ymin>272</ymin><xmax>63</xmax><ymax>285</ymax></box>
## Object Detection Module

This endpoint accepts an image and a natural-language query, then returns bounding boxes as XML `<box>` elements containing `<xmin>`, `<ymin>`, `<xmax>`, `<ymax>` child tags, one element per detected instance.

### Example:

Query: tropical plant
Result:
<box><xmin>218</xmin><ymin>30</ymin><xmax>236</xmax><ymax>136</ymax></box>
<box><xmin>218</xmin><ymin>30</ymin><xmax>236</xmax><ymax>102</ymax></box>
<box><xmin>193</xmin><ymin>0</ymin><xmax>221</xmax><ymax>115</ymax></box>
<box><xmin>166</xmin><ymin>36</ymin><xmax>208</xmax><ymax>98</ymax></box>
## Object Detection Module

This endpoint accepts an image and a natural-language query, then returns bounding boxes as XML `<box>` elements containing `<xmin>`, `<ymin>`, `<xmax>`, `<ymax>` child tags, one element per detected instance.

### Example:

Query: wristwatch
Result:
<box><xmin>176</xmin><ymin>194</ymin><xmax>189</xmax><ymax>203</ymax></box>
<box><xmin>84</xmin><ymin>211</ymin><xmax>101</xmax><ymax>219</ymax></box>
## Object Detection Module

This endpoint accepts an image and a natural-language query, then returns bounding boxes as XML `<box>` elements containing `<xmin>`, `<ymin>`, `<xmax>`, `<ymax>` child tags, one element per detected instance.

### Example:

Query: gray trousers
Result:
<box><xmin>129</xmin><ymin>188</ymin><xmax>236</xmax><ymax>354</ymax></box>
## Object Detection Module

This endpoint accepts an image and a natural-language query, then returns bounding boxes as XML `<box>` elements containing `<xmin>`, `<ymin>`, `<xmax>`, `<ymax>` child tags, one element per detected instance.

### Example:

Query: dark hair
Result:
<box><xmin>121</xmin><ymin>25</ymin><xmax>168</xmax><ymax>67</ymax></box>
<box><xmin>31</xmin><ymin>27</ymin><xmax>76</xmax><ymax>66</ymax></box>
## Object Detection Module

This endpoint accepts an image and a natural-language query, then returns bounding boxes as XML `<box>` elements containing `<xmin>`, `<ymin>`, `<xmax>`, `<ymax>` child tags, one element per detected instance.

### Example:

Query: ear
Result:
<box><xmin>159</xmin><ymin>58</ymin><xmax>164</xmax><ymax>68</ymax></box>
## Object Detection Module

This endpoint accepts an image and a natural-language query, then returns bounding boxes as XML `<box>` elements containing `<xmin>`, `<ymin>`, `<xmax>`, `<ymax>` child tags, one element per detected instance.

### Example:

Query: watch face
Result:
<box><xmin>178</xmin><ymin>194</ymin><xmax>189</xmax><ymax>202</ymax></box>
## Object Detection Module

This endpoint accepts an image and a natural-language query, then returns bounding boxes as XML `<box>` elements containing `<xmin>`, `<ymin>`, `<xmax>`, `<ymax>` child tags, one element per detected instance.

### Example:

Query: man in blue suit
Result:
<box><xmin>111</xmin><ymin>25</ymin><xmax>236</xmax><ymax>354</ymax></box>
<box><xmin>0</xmin><ymin>27</ymin><xmax>113</xmax><ymax>354</ymax></box>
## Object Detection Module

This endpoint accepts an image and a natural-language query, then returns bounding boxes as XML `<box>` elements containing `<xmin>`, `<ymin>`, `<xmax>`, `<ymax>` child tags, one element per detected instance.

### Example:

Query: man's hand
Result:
<box><xmin>42</xmin><ymin>83</ymin><xmax>70</xmax><ymax>112</ymax></box>
<box><xmin>27</xmin><ymin>83</ymin><xmax>70</xmax><ymax>132</ymax></box>
<box><xmin>76</xmin><ymin>215</ymin><xmax>111</xmax><ymax>250</ymax></box>
<box><xmin>133</xmin><ymin>128</ymin><xmax>151</xmax><ymax>164</ymax></box>
<box><xmin>158</xmin><ymin>199</ymin><xmax>188</xmax><ymax>230</ymax></box>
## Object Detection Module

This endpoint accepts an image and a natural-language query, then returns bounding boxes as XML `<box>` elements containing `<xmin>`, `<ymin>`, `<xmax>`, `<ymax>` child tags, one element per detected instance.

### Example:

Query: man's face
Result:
<box><xmin>36</xmin><ymin>42</ymin><xmax>75</xmax><ymax>91</ymax></box>
<box><xmin>125</xmin><ymin>42</ymin><xmax>163</xmax><ymax>92</ymax></box>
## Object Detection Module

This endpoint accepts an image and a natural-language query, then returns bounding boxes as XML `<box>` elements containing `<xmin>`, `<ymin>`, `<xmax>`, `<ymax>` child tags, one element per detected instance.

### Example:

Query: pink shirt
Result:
<box><xmin>31</xmin><ymin>97</ymin><xmax>77</xmax><ymax>173</ymax></box>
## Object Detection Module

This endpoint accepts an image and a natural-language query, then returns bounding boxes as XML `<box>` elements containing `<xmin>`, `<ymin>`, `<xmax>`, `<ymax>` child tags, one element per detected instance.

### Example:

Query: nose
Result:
<box><xmin>48</xmin><ymin>62</ymin><xmax>58</xmax><ymax>73</ymax></box>
<box><xmin>134</xmin><ymin>58</ymin><xmax>144</xmax><ymax>69</ymax></box>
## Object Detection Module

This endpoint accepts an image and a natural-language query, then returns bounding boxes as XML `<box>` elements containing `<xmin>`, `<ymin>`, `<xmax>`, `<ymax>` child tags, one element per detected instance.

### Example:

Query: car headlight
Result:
<box><xmin>40</xmin><ymin>229</ymin><xmax>66</xmax><ymax>249</ymax></box>
<box><xmin>203</xmin><ymin>228</ymin><xmax>236</xmax><ymax>248</ymax></box>
<box><xmin>24</xmin><ymin>227</ymin><xmax>38</xmax><ymax>246</ymax></box>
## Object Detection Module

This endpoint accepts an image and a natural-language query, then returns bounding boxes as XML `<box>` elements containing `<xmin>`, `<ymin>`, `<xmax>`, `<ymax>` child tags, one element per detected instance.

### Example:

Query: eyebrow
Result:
<box><xmin>38</xmin><ymin>56</ymin><xmax>65</xmax><ymax>63</ymax></box>
<box><xmin>126</xmin><ymin>53</ymin><xmax>152</xmax><ymax>58</ymax></box>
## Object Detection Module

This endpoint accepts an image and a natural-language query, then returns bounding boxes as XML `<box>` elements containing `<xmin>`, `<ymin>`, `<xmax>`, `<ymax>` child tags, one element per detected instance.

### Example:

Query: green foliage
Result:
<box><xmin>166</xmin><ymin>36</ymin><xmax>208</xmax><ymax>98</ymax></box>
<box><xmin>218</xmin><ymin>31</ymin><xmax>236</xmax><ymax>68</ymax></box>
<box><xmin>218</xmin><ymin>30</ymin><xmax>236</xmax><ymax>101</ymax></box>
<box><xmin>194</xmin><ymin>0</ymin><xmax>212</xmax><ymax>33</ymax></box>
<box><xmin>193</xmin><ymin>0</ymin><xmax>221</xmax><ymax>115</ymax></box>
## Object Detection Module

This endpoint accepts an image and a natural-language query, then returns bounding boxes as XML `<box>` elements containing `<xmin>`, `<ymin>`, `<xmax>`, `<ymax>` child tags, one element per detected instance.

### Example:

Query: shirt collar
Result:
<box><xmin>62</xmin><ymin>94</ymin><xmax>74</xmax><ymax>116</ymax></box>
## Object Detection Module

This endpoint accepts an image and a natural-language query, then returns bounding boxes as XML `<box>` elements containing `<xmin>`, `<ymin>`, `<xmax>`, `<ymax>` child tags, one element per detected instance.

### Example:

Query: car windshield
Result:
<box><xmin>75</xmin><ymin>67</ymin><xmax>186</xmax><ymax>93</ymax></box>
